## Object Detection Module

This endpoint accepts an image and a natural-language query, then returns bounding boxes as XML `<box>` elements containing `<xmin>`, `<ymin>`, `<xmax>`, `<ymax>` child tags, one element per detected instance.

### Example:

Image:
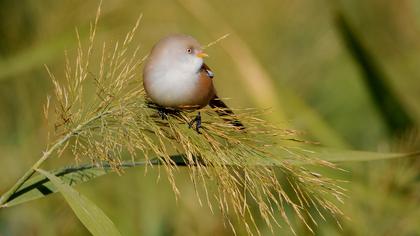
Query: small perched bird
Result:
<box><xmin>143</xmin><ymin>34</ymin><xmax>243</xmax><ymax>132</ymax></box>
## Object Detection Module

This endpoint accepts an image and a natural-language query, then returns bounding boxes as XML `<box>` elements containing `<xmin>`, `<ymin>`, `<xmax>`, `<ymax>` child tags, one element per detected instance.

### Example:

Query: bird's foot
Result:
<box><xmin>157</xmin><ymin>107</ymin><xmax>170</xmax><ymax>120</ymax></box>
<box><xmin>188</xmin><ymin>112</ymin><xmax>202</xmax><ymax>134</ymax></box>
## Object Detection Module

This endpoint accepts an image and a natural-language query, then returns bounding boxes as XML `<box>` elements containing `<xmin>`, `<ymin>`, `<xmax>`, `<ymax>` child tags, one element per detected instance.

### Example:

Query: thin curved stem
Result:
<box><xmin>0</xmin><ymin>111</ymin><xmax>110</xmax><ymax>207</ymax></box>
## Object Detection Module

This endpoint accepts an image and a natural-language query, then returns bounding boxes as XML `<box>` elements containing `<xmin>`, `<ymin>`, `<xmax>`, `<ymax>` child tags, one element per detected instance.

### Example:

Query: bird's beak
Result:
<box><xmin>196</xmin><ymin>51</ymin><xmax>209</xmax><ymax>58</ymax></box>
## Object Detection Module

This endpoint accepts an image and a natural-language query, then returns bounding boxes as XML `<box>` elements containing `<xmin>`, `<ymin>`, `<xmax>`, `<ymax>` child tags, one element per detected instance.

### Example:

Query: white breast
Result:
<box><xmin>145</xmin><ymin>66</ymin><xmax>201</xmax><ymax>107</ymax></box>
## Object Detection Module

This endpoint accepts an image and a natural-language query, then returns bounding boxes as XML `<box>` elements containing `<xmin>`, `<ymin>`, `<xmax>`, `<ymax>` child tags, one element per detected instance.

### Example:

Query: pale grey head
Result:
<box><xmin>144</xmin><ymin>34</ymin><xmax>206</xmax><ymax>77</ymax></box>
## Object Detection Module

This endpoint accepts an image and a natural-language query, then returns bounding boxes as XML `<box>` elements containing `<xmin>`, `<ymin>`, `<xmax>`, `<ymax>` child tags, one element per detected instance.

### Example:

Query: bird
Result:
<box><xmin>143</xmin><ymin>34</ymin><xmax>243</xmax><ymax>133</ymax></box>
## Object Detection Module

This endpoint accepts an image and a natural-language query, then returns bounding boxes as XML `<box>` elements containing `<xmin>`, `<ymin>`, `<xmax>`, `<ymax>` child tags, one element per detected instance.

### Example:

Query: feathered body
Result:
<box><xmin>143</xmin><ymin>34</ymin><xmax>215</xmax><ymax>109</ymax></box>
<box><xmin>143</xmin><ymin>34</ymin><xmax>243</xmax><ymax>128</ymax></box>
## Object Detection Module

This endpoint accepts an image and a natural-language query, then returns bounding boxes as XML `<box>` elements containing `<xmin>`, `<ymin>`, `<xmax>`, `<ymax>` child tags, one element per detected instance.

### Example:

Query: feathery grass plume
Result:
<box><xmin>44</xmin><ymin>3</ymin><xmax>345</xmax><ymax>235</ymax></box>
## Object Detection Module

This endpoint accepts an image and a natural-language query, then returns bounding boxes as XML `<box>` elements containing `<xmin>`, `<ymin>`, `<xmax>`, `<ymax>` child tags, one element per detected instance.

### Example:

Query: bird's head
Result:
<box><xmin>146</xmin><ymin>34</ymin><xmax>208</xmax><ymax>74</ymax></box>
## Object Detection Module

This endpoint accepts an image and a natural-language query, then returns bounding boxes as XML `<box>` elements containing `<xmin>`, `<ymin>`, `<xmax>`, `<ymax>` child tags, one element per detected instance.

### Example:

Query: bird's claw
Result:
<box><xmin>189</xmin><ymin>112</ymin><xmax>202</xmax><ymax>134</ymax></box>
<box><xmin>157</xmin><ymin>107</ymin><xmax>168</xmax><ymax>120</ymax></box>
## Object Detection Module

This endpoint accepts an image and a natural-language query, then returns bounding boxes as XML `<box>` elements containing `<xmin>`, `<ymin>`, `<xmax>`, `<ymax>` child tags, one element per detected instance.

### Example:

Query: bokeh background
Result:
<box><xmin>1</xmin><ymin>0</ymin><xmax>420</xmax><ymax>235</ymax></box>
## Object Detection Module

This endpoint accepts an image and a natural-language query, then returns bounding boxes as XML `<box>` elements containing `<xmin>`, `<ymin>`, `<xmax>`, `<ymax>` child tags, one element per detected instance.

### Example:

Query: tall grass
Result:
<box><xmin>1</xmin><ymin>1</ymin><xmax>420</xmax><ymax>236</ymax></box>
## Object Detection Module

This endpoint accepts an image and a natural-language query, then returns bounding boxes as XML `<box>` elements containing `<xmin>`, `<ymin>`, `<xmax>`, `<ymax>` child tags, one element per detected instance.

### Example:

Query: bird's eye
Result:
<box><xmin>186</xmin><ymin>48</ymin><xmax>193</xmax><ymax>54</ymax></box>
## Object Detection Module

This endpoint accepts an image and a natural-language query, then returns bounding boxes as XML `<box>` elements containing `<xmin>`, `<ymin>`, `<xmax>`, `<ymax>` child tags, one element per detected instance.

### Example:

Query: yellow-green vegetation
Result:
<box><xmin>1</xmin><ymin>1</ymin><xmax>420</xmax><ymax>236</ymax></box>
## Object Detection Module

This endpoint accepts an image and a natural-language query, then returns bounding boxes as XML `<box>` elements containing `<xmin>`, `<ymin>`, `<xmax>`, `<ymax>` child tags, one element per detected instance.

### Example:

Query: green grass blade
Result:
<box><xmin>4</xmin><ymin>166</ymin><xmax>108</xmax><ymax>208</ymax></box>
<box><xmin>296</xmin><ymin>146</ymin><xmax>420</xmax><ymax>163</ymax></box>
<box><xmin>36</xmin><ymin>168</ymin><xmax>122</xmax><ymax>236</ymax></box>
<box><xmin>2</xmin><ymin>157</ymin><xmax>188</xmax><ymax>208</ymax></box>
<box><xmin>335</xmin><ymin>11</ymin><xmax>414</xmax><ymax>135</ymax></box>
<box><xmin>319</xmin><ymin>148</ymin><xmax>420</xmax><ymax>162</ymax></box>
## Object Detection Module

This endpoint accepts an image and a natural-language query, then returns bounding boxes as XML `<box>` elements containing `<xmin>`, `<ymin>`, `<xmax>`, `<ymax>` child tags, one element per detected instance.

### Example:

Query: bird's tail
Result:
<box><xmin>209</xmin><ymin>96</ymin><xmax>245</xmax><ymax>129</ymax></box>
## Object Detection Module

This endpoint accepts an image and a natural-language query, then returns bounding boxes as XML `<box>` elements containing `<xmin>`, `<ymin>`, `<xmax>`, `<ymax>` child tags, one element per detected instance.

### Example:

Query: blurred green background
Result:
<box><xmin>1</xmin><ymin>0</ymin><xmax>420</xmax><ymax>235</ymax></box>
